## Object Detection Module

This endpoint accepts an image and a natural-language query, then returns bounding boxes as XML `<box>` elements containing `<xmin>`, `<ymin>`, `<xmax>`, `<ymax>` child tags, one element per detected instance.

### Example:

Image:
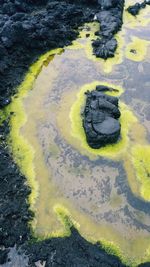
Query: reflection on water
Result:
<box><xmin>8</xmin><ymin>4</ymin><xmax>150</xmax><ymax>266</ymax></box>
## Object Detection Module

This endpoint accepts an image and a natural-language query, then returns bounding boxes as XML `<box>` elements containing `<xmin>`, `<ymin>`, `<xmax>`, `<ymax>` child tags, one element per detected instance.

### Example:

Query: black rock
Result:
<box><xmin>92</xmin><ymin>0</ymin><xmax>124</xmax><ymax>59</ymax></box>
<box><xmin>93</xmin><ymin>117</ymin><xmax>120</xmax><ymax>135</ymax></box>
<box><xmin>93</xmin><ymin>37</ymin><xmax>117</xmax><ymax>59</ymax></box>
<box><xmin>127</xmin><ymin>0</ymin><xmax>149</xmax><ymax>16</ymax></box>
<box><xmin>0</xmin><ymin>0</ymin><xmax>95</xmax><ymax>107</ymax></box>
<box><xmin>83</xmin><ymin>85</ymin><xmax>121</xmax><ymax>149</ymax></box>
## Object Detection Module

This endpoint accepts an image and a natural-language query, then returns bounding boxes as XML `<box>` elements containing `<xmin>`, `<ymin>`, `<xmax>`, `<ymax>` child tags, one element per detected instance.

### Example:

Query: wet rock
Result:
<box><xmin>127</xmin><ymin>0</ymin><xmax>150</xmax><ymax>16</ymax></box>
<box><xmin>92</xmin><ymin>0</ymin><xmax>124</xmax><ymax>59</ymax></box>
<box><xmin>83</xmin><ymin>85</ymin><xmax>121</xmax><ymax>149</ymax></box>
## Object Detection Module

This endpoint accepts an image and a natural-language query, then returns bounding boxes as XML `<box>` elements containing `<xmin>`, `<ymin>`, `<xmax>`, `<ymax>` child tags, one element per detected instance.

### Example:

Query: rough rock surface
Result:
<box><xmin>0</xmin><ymin>0</ymin><xmax>96</xmax><ymax>108</ymax></box>
<box><xmin>127</xmin><ymin>0</ymin><xmax>150</xmax><ymax>16</ymax></box>
<box><xmin>0</xmin><ymin>1</ymin><xmax>127</xmax><ymax>266</ymax></box>
<box><xmin>92</xmin><ymin>0</ymin><xmax>124</xmax><ymax>58</ymax></box>
<box><xmin>0</xmin><ymin>1</ymin><xmax>150</xmax><ymax>266</ymax></box>
<box><xmin>83</xmin><ymin>85</ymin><xmax>121</xmax><ymax>148</ymax></box>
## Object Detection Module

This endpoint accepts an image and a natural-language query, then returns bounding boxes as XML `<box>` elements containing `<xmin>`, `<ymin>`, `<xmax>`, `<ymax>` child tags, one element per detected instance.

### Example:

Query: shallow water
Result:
<box><xmin>8</xmin><ymin>4</ymin><xmax>150</xmax><ymax>266</ymax></box>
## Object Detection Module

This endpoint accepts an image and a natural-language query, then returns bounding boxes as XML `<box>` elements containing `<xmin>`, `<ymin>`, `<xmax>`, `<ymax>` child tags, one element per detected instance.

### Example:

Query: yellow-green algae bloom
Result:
<box><xmin>126</xmin><ymin>37</ymin><xmax>150</xmax><ymax>62</ymax></box>
<box><xmin>75</xmin><ymin>22</ymin><xmax>126</xmax><ymax>73</ymax></box>
<box><xmin>70</xmin><ymin>81</ymin><xmax>137</xmax><ymax>159</ymax></box>
<box><xmin>5</xmin><ymin>48</ymin><xmax>63</xmax><ymax>208</ymax></box>
<box><xmin>125</xmin><ymin>1</ymin><xmax>150</xmax><ymax>29</ymax></box>
<box><xmin>131</xmin><ymin>145</ymin><xmax>150</xmax><ymax>201</ymax></box>
<box><xmin>2</xmin><ymin>18</ymin><xmax>150</xmax><ymax>266</ymax></box>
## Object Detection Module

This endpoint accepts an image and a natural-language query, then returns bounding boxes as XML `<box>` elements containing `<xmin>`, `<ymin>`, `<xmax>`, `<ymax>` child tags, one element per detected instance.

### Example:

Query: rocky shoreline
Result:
<box><xmin>0</xmin><ymin>0</ymin><xmax>150</xmax><ymax>266</ymax></box>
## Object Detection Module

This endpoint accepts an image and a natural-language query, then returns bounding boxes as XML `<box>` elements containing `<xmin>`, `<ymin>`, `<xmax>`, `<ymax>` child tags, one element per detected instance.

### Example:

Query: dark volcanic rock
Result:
<box><xmin>83</xmin><ymin>85</ymin><xmax>121</xmax><ymax>149</ymax></box>
<box><xmin>0</xmin><ymin>1</ymin><xmax>149</xmax><ymax>267</ymax></box>
<box><xmin>127</xmin><ymin>0</ymin><xmax>150</xmax><ymax>16</ymax></box>
<box><xmin>93</xmin><ymin>37</ymin><xmax>117</xmax><ymax>59</ymax></box>
<box><xmin>92</xmin><ymin>0</ymin><xmax>124</xmax><ymax>58</ymax></box>
<box><xmin>0</xmin><ymin>2</ymin><xmax>127</xmax><ymax>266</ymax></box>
<box><xmin>0</xmin><ymin>0</ymin><xmax>95</xmax><ymax>108</ymax></box>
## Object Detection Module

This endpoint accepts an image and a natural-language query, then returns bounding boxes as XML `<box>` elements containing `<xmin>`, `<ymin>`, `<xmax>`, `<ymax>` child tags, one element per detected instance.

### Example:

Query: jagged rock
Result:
<box><xmin>127</xmin><ymin>0</ymin><xmax>150</xmax><ymax>16</ymax></box>
<box><xmin>92</xmin><ymin>0</ymin><xmax>124</xmax><ymax>59</ymax></box>
<box><xmin>98</xmin><ymin>0</ymin><xmax>118</xmax><ymax>10</ymax></box>
<box><xmin>83</xmin><ymin>85</ymin><xmax>121</xmax><ymax>148</ymax></box>
<box><xmin>93</xmin><ymin>37</ymin><xmax>117</xmax><ymax>58</ymax></box>
<box><xmin>0</xmin><ymin>0</ymin><xmax>95</xmax><ymax>107</ymax></box>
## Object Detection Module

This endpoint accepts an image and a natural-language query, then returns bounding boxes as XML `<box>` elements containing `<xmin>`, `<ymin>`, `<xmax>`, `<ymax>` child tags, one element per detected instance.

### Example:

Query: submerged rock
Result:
<box><xmin>83</xmin><ymin>85</ymin><xmax>121</xmax><ymax>148</ymax></box>
<box><xmin>127</xmin><ymin>0</ymin><xmax>150</xmax><ymax>16</ymax></box>
<box><xmin>92</xmin><ymin>0</ymin><xmax>124</xmax><ymax>59</ymax></box>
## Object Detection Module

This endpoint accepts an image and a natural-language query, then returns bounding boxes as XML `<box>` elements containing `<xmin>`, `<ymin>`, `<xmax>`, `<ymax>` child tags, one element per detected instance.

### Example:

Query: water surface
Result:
<box><xmin>8</xmin><ymin>5</ymin><xmax>150</xmax><ymax>265</ymax></box>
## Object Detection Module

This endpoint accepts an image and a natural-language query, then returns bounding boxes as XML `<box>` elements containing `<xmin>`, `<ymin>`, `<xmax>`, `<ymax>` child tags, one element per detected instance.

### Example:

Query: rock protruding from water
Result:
<box><xmin>92</xmin><ymin>0</ymin><xmax>124</xmax><ymax>59</ymax></box>
<box><xmin>127</xmin><ymin>0</ymin><xmax>150</xmax><ymax>16</ymax></box>
<box><xmin>83</xmin><ymin>85</ymin><xmax>121</xmax><ymax>149</ymax></box>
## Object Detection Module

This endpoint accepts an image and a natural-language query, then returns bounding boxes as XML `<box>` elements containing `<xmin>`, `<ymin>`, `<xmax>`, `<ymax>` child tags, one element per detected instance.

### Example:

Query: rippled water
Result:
<box><xmin>8</xmin><ymin>3</ymin><xmax>150</xmax><ymax>265</ymax></box>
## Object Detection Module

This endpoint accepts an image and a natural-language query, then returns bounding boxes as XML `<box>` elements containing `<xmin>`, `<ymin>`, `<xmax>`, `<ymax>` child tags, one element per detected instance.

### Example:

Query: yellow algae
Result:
<box><xmin>84</xmin><ymin>28</ymin><xmax>126</xmax><ymax>73</ymax></box>
<box><xmin>4</xmin><ymin>20</ymin><xmax>150</xmax><ymax>266</ymax></box>
<box><xmin>124</xmin><ymin>4</ymin><xmax>150</xmax><ymax>29</ymax></box>
<box><xmin>58</xmin><ymin>80</ymin><xmax>150</xmax><ymax>201</ymax></box>
<box><xmin>67</xmin><ymin>21</ymin><xmax>126</xmax><ymax>74</ymax></box>
<box><xmin>5</xmin><ymin>48</ymin><xmax>63</xmax><ymax>209</ymax></box>
<box><xmin>53</xmin><ymin>204</ymin><xmax>80</xmax><ymax>236</ymax></box>
<box><xmin>69</xmin><ymin>81</ymin><xmax>137</xmax><ymax>159</ymax></box>
<box><xmin>67</xmin><ymin>22</ymin><xmax>99</xmax><ymax>51</ymax></box>
<box><xmin>131</xmin><ymin>145</ymin><xmax>150</xmax><ymax>201</ymax></box>
<box><xmin>7</xmin><ymin>63</ymin><xmax>150</xmax><ymax>264</ymax></box>
<box><xmin>126</xmin><ymin>36</ymin><xmax>150</xmax><ymax>62</ymax></box>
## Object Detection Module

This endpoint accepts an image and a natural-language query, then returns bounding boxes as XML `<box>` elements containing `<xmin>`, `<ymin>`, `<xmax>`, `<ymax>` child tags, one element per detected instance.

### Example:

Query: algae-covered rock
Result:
<box><xmin>83</xmin><ymin>85</ymin><xmax>121</xmax><ymax>148</ymax></box>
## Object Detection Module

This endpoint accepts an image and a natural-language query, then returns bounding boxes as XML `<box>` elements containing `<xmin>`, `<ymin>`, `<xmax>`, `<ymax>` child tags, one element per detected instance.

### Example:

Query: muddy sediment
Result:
<box><xmin>0</xmin><ymin>0</ymin><xmax>150</xmax><ymax>266</ymax></box>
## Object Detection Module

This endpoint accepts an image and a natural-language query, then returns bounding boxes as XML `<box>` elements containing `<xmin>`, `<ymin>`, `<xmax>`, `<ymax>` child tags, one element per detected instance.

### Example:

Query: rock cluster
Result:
<box><xmin>0</xmin><ymin>0</ymin><xmax>95</xmax><ymax>108</ymax></box>
<box><xmin>127</xmin><ymin>0</ymin><xmax>150</xmax><ymax>16</ymax></box>
<box><xmin>83</xmin><ymin>85</ymin><xmax>121</xmax><ymax>148</ymax></box>
<box><xmin>0</xmin><ymin>0</ymin><xmax>126</xmax><ymax>107</ymax></box>
<box><xmin>92</xmin><ymin>0</ymin><xmax>124</xmax><ymax>59</ymax></box>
